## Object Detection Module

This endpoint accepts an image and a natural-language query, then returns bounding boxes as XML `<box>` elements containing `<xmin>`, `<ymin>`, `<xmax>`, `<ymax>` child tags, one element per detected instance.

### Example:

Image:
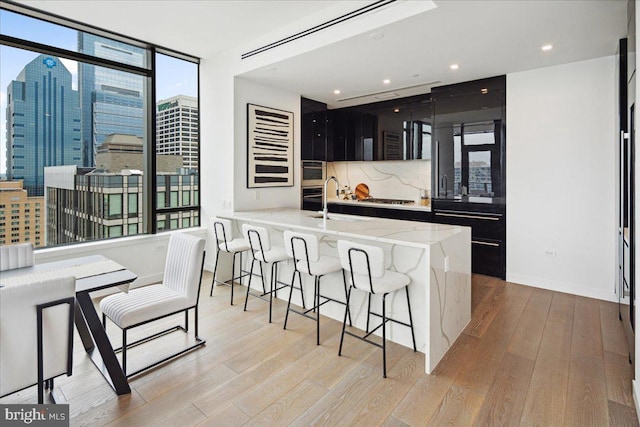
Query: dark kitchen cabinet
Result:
<box><xmin>432</xmin><ymin>199</ymin><xmax>506</xmax><ymax>279</ymax></box>
<box><xmin>328</xmin><ymin>203</ymin><xmax>432</xmax><ymax>222</ymax></box>
<box><xmin>327</xmin><ymin>95</ymin><xmax>428</xmax><ymax>161</ymax></box>
<box><xmin>431</xmin><ymin>76</ymin><xmax>506</xmax><ymax>200</ymax></box>
<box><xmin>301</xmin><ymin>97</ymin><xmax>328</xmax><ymax>161</ymax></box>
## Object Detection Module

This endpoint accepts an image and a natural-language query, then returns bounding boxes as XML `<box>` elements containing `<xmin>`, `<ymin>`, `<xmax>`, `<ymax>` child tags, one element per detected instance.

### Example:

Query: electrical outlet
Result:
<box><xmin>544</xmin><ymin>249</ymin><xmax>557</xmax><ymax>257</ymax></box>
<box><xmin>444</xmin><ymin>256</ymin><xmax>450</xmax><ymax>272</ymax></box>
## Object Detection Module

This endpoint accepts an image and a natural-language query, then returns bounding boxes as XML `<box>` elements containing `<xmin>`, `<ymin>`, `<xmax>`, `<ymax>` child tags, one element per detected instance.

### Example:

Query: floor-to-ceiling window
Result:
<box><xmin>0</xmin><ymin>5</ymin><xmax>200</xmax><ymax>247</ymax></box>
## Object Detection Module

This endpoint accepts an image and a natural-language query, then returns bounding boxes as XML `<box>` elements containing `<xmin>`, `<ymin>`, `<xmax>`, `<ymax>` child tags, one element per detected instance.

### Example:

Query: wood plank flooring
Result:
<box><xmin>2</xmin><ymin>273</ymin><xmax>638</xmax><ymax>426</ymax></box>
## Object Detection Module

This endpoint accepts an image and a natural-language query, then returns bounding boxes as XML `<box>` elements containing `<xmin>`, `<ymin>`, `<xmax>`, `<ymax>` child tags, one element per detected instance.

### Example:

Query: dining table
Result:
<box><xmin>0</xmin><ymin>254</ymin><xmax>137</xmax><ymax>395</ymax></box>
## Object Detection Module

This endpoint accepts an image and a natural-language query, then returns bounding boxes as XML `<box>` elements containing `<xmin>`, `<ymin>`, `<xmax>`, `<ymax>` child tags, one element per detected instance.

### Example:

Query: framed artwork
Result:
<box><xmin>247</xmin><ymin>103</ymin><xmax>294</xmax><ymax>188</ymax></box>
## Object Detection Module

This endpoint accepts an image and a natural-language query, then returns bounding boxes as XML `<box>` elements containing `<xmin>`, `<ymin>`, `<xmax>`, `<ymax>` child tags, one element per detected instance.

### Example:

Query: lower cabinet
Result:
<box><xmin>326</xmin><ymin>200</ymin><xmax>506</xmax><ymax>279</ymax></box>
<box><xmin>328</xmin><ymin>203</ymin><xmax>432</xmax><ymax>222</ymax></box>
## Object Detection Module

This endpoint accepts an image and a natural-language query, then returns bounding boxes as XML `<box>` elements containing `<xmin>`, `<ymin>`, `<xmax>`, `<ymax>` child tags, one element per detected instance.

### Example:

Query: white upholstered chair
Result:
<box><xmin>210</xmin><ymin>217</ymin><xmax>250</xmax><ymax>305</ymax></box>
<box><xmin>0</xmin><ymin>276</ymin><xmax>75</xmax><ymax>403</ymax></box>
<box><xmin>337</xmin><ymin>240</ymin><xmax>416</xmax><ymax>378</ymax></box>
<box><xmin>0</xmin><ymin>242</ymin><xmax>35</xmax><ymax>271</ymax></box>
<box><xmin>283</xmin><ymin>230</ymin><xmax>351</xmax><ymax>345</ymax></box>
<box><xmin>242</xmin><ymin>224</ymin><xmax>291</xmax><ymax>323</ymax></box>
<box><xmin>100</xmin><ymin>232</ymin><xmax>206</xmax><ymax>377</ymax></box>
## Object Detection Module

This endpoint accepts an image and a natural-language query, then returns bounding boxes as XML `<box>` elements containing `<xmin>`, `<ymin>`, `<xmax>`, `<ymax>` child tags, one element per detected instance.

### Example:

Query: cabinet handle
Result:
<box><xmin>472</xmin><ymin>240</ymin><xmax>500</xmax><ymax>247</ymax></box>
<box><xmin>435</xmin><ymin>212</ymin><xmax>501</xmax><ymax>221</ymax></box>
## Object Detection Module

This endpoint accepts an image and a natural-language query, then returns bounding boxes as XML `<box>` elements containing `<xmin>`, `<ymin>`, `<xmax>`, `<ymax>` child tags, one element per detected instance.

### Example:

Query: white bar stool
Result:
<box><xmin>283</xmin><ymin>230</ymin><xmax>352</xmax><ymax>345</ymax></box>
<box><xmin>242</xmin><ymin>224</ymin><xmax>291</xmax><ymax>323</ymax></box>
<box><xmin>210</xmin><ymin>217</ymin><xmax>251</xmax><ymax>305</ymax></box>
<box><xmin>337</xmin><ymin>240</ymin><xmax>416</xmax><ymax>378</ymax></box>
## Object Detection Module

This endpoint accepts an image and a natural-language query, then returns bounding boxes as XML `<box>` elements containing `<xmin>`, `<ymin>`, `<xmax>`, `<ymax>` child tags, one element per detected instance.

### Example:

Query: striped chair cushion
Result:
<box><xmin>100</xmin><ymin>284</ymin><xmax>189</xmax><ymax>329</ymax></box>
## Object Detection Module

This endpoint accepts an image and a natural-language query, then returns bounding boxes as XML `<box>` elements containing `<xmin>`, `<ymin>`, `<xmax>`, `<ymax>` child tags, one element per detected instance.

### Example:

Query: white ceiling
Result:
<box><xmin>17</xmin><ymin>0</ymin><xmax>628</xmax><ymax>108</ymax></box>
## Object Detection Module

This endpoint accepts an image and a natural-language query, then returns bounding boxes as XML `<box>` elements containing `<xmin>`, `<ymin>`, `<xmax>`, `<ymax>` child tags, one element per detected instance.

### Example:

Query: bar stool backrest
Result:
<box><xmin>242</xmin><ymin>223</ymin><xmax>272</xmax><ymax>252</ymax></box>
<box><xmin>211</xmin><ymin>217</ymin><xmax>232</xmax><ymax>249</ymax></box>
<box><xmin>338</xmin><ymin>241</ymin><xmax>385</xmax><ymax>292</ymax></box>
<box><xmin>283</xmin><ymin>231</ymin><xmax>320</xmax><ymax>263</ymax></box>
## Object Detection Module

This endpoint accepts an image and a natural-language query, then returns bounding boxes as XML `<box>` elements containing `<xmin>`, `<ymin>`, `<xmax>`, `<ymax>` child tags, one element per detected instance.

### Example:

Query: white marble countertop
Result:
<box><xmin>226</xmin><ymin>208</ymin><xmax>468</xmax><ymax>249</ymax></box>
<box><xmin>329</xmin><ymin>197</ymin><xmax>432</xmax><ymax>212</ymax></box>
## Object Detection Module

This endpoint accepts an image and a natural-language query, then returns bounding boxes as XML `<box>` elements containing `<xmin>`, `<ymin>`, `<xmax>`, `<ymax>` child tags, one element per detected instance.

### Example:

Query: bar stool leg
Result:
<box><xmin>230</xmin><ymin>251</ymin><xmax>238</xmax><ymax>305</ymax></box>
<box><xmin>382</xmin><ymin>293</ymin><xmax>387</xmax><ymax>378</ymax></box>
<box><xmin>284</xmin><ymin>270</ymin><xmax>297</xmax><ymax>330</ymax></box>
<box><xmin>259</xmin><ymin>261</ymin><xmax>267</xmax><ymax>293</ymax></box>
<box><xmin>244</xmin><ymin>259</ymin><xmax>256</xmax><ymax>312</ymax></box>
<box><xmin>338</xmin><ymin>286</ymin><xmax>352</xmax><ymax>356</ymax></box>
<box><xmin>342</xmin><ymin>270</ymin><xmax>353</xmax><ymax>326</ymax></box>
<box><xmin>366</xmin><ymin>294</ymin><xmax>372</xmax><ymax>333</ymax></box>
<box><xmin>298</xmin><ymin>271</ymin><xmax>306</xmax><ymax>309</ymax></box>
<box><xmin>406</xmin><ymin>286</ymin><xmax>417</xmax><ymax>351</ymax></box>
<box><xmin>210</xmin><ymin>247</ymin><xmax>221</xmax><ymax>296</ymax></box>
<box><xmin>269</xmin><ymin>262</ymin><xmax>276</xmax><ymax>323</ymax></box>
<box><xmin>315</xmin><ymin>276</ymin><xmax>321</xmax><ymax>345</ymax></box>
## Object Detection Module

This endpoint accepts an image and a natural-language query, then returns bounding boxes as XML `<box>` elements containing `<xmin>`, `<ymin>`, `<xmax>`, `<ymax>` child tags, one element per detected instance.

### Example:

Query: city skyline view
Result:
<box><xmin>1</xmin><ymin>9</ymin><xmax>198</xmax><ymax>175</ymax></box>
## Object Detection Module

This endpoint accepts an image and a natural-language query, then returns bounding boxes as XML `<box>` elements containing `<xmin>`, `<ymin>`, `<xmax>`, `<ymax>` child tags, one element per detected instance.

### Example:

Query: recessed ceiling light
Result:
<box><xmin>333</xmin><ymin>89</ymin><xmax>341</xmax><ymax>95</ymax></box>
<box><xmin>394</xmin><ymin>108</ymin><xmax>400</xmax><ymax>113</ymax></box>
<box><xmin>383</xmin><ymin>79</ymin><xmax>391</xmax><ymax>85</ymax></box>
<box><xmin>450</xmin><ymin>64</ymin><xmax>459</xmax><ymax>70</ymax></box>
<box><xmin>542</xmin><ymin>44</ymin><xmax>553</xmax><ymax>51</ymax></box>
<box><xmin>369</xmin><ymin>32</ymin><xmax>384</xmax><ymax>40</ymax></box>
<box><xmin>481</xmin><ymin>88</ymin><xmax>488</xmax><ymax>94</ymax></box>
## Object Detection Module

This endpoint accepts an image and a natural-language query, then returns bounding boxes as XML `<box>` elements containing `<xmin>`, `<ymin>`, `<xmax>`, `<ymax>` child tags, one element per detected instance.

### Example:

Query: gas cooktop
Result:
<box><xmin>358</xmin><ymin>198</ymin><xmax>415</xmax><ymax>205</ymax></box>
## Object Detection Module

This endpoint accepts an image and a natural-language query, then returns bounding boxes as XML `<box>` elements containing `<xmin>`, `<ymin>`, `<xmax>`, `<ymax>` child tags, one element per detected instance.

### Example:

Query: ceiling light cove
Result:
<box><xmin>383</xmin><ymin>79</ymin><xmax>391</xmax><ymax>84</ymax></box>
<box><xmin>542</xmin><ymin>44</ymin><xmax>553</xmax><ymax>51</ymax></box>
<box><xmin>450</xmin><ymin>64</ymin><xmax>459</xmax><ymax>70</ymax></box>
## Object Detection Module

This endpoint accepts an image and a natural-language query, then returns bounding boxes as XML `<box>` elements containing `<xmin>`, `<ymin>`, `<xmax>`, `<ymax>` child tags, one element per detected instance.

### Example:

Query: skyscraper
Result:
<box><xmin>156</xmin><ymin>95</ymin><xmax>199</xmax><ymax>170</ymax></box>
<box><xmin>78</xmin><ymin>33</ymin><xmax>145</xmax><ymax>167</ymax></box>
<box><xmin>6</xmin><ymin>54</ymin><xmax>82</xmax><ymax>196</ymax></box>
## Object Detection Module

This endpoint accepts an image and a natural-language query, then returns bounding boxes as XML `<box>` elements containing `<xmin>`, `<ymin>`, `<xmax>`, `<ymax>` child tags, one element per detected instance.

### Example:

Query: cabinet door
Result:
<box><xmin>311</xmin><ymin>112</ymin><xmax>327</xmax><ymax>160</ymax></box>
<box><xmin>331</xmin><ymin>110</ymin><xmax>347</xmax><ymax>161</ymax></box>
<box><xmin>301</xmin><ymin>111</ymin><xmax>314</xmax><ymax>159</ymax></box>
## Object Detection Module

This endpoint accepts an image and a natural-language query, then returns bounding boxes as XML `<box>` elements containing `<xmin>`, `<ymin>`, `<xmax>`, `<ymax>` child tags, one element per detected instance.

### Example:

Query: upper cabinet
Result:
<box><xmin>431</xmin><ymin>76</ymin><xmax>506</xmax><ymax>200</ymax></box>
<box><xmin>301</xmin><ymin>97</ymin><xmax>328</xmax><ymax>161</ymax></box>
<box><xmin>325</xmin><ymin>94</ymin><xmax>432</xmax><ymax>162</ymax></box>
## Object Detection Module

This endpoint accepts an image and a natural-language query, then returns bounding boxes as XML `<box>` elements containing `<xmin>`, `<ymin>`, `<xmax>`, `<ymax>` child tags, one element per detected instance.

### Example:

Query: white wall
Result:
<box><xmin>233</xmin><ymin>77</ymin><xmax>301</xmax><ymax>211</ymax></box>
<box><xmin>506</xmin><ymin>56</ymin><xmax>617</xmax><ymax>301</ymax></box>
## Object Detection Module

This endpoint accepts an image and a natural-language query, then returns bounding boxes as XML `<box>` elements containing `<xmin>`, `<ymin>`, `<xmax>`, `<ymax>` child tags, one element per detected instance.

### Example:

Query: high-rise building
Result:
<box><xmin>156</xmin><ymin>95</ymin><xmax>199</xmax><ymax>170</ymax></box>
<box><xmin>0</xmin><ymin>180</ymin><xmax>44</xmax><ymax>247</ymax></box>
<box><xmin>6</xmin><ymin>54</ymin><xmax>82</xmax><ymax>196</ymax></box>
<box><xmin>78</xmin><ymin>33</ymin><xmax>145</xmax><ymax>167</ymax></box>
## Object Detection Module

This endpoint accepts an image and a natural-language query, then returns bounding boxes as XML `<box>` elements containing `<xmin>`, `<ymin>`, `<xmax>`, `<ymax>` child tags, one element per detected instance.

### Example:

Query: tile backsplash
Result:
<box><xmin>327</xmin><ymin>160</ymin><xmax>431</xmax><ymax>202</ymax></box>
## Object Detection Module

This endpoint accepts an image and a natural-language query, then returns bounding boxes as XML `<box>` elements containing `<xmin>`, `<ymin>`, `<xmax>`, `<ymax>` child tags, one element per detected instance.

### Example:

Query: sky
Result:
<box><xmin>0</xmin><ymin>9</ymin><xmax>198</xmax><ymax>174</ymax></box>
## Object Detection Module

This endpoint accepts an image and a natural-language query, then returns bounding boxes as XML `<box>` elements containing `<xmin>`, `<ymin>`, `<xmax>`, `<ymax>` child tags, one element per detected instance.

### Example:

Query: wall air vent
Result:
<box><xmin>336</xmin><ymin>81</ymin><xmax>441</xmax><ymax>102</ymax></box>
<box><xmin>241</xmin><ymin>0</ymin><xmax>397</xmax><ymax>60</ymax></box>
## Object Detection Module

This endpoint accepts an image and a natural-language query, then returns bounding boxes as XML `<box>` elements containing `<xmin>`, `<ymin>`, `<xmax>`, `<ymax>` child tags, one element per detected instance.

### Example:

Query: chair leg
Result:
<box><xmin>298</xmin><ymin>269</ymin><xmax>306</xmax><ymax>309</ymax></box>
<box><xmin>185</xmin><ymin>309</ymin><xmax>189</xmax><ymax>332</ymax></box>
<box><xmin>210</xmin><ymin>247</ymin><xmax>220</xmax><ymax>296</ymax></box>
<box><xmin>316</xmin><ymin>276</ymin><xmax>321</xmax><ymax>345</ymax></box>
<box><xmin>259</xmin><ymin>261</ymin><xmax>267</xmax><ymax>293</ymax></box>
<box><xmin>406</xmin><ymin>286</ymin><xmax>417</xmax><ymax>352</ymax></box>
<box><xmin>284</xmin><ymin>270</ymin><xmax>297</xmax><ymax>330</ymax></box>
<box><xmin>338</xmin><ymin>286</ymin><xmax>352</xmax><ymax>357</ymax></box>
<box><xmin>122</xmin><ymin>329</ymin><xmax>127</xmax><ymax>377</ymax></box>
<box><xmin>195</xmin><ymin>305</ymin><xmax>199</xmax><ymax>338</ymax></box>
<box><xmin>102</xmin><ymin>313</ymin><xmax>107</xmax><ymax>330</ymax></box>
<box><xmin>244</xmin><ymin>259</ymin><xmax>255</xmax><ymax>311</ymax></box>
<box><xmin>382</xmin><ymin>294</ymin><xmax>387</xmax><ymax>378</ymax></box>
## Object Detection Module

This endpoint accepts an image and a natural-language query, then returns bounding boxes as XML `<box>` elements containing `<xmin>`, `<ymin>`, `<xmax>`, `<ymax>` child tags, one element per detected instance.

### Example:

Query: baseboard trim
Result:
<box><xmin>506</xmin><ymin>273</ymin><xmax>617</xmax><ymax>302</ymax></box>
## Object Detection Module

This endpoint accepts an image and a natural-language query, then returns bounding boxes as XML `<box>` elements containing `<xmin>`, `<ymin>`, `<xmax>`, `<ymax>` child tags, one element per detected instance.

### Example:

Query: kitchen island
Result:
<box><xmin>220</xmin><ymin>208</ymin><xmax>471</xmax><ymax>373</ymax></box>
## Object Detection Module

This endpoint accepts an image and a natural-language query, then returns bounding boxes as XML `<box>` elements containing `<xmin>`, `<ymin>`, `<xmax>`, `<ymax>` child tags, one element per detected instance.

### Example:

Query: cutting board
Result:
<box><xmin>355</xmin><ymin>183</ymin><xmax>370</xmax><ymax>200</ymax></box>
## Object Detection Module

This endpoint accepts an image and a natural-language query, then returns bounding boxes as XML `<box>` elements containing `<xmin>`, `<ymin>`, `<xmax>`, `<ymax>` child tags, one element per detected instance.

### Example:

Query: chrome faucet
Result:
<box><xmin>323</xmin><ymin>176</ymin><xmax>340</xmax><ymax>221</ymax></box>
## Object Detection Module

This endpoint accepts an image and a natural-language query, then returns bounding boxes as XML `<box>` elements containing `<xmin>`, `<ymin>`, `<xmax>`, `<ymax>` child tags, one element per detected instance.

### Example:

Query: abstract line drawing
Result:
<box><xmin>247</xmin><ymin>103</ymin><xmax>294</xmax><ymax>188</ymax></box>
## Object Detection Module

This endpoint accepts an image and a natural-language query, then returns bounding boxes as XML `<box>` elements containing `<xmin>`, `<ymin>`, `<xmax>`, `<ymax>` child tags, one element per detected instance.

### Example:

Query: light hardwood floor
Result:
<box><xmin>2</xmin><ymin>273</ymin><xmax>639</xmax><ymax>426</ymax></box>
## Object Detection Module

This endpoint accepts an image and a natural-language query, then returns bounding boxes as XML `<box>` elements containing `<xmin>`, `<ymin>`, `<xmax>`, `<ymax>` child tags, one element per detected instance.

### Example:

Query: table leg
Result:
<box><xmin>75</xmin><ymin>290</ymin><xmax>131</xmax><ymax>395</ymax></box>
<box><xmin>74</xmin><ymin>300</ymin><xmax>95</xmax><ymax>352</ymax></box>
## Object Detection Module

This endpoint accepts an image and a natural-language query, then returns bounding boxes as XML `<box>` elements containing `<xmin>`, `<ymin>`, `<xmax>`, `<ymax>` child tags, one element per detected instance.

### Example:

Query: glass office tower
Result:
<box><xmin>78</xmin><ymin>33</ymin><xmax>145</xmax><ymax>167</ymax></box>
<box><xmin>6</xmin><ymin>54</ymin><xmax>82</xmax><ymax>196</ymax></box>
